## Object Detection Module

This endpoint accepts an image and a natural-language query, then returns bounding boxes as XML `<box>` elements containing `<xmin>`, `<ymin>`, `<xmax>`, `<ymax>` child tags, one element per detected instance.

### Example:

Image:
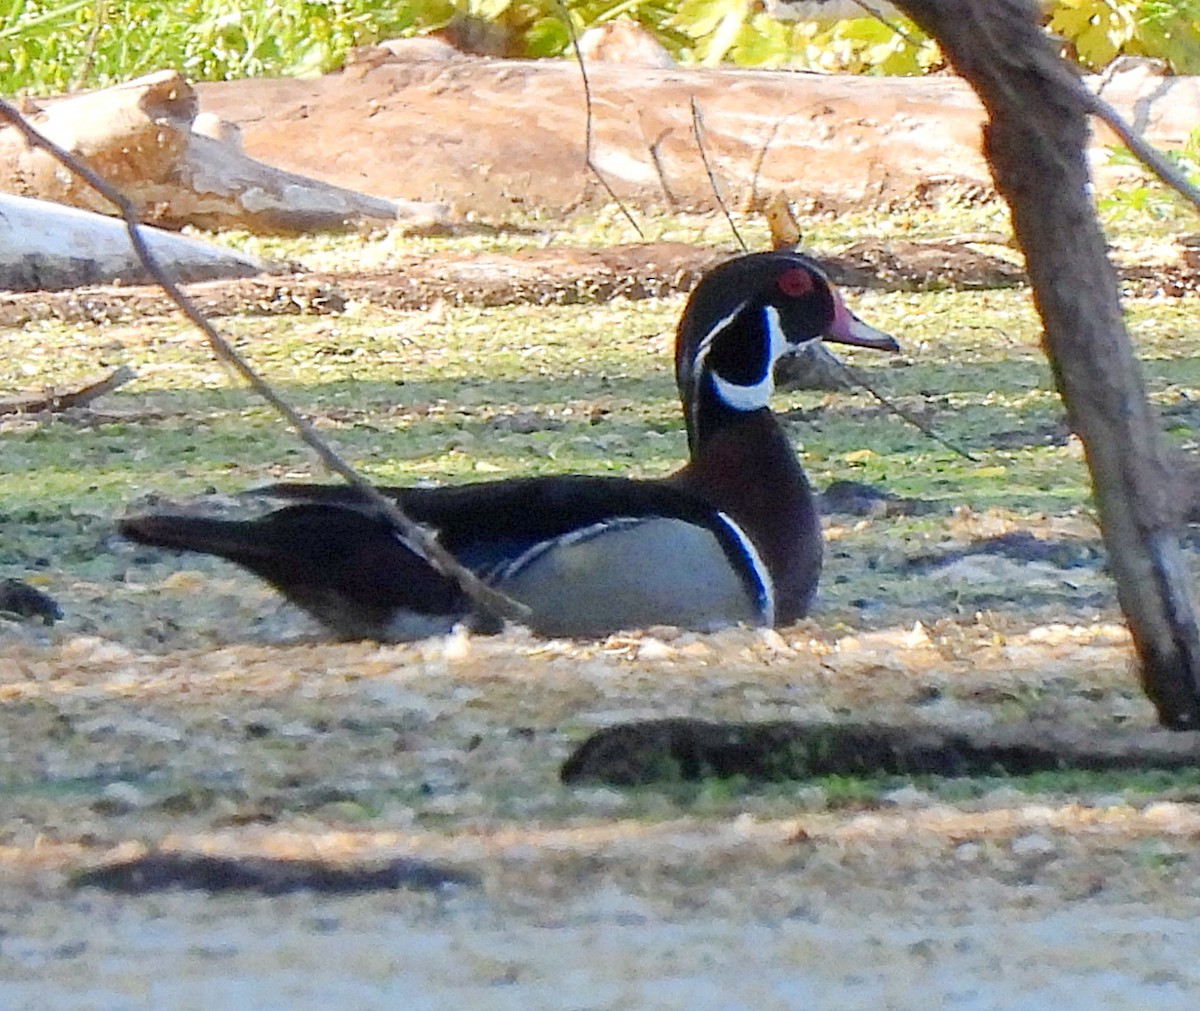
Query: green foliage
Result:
<box><xmin>0</xmin><ymin>0</ymin><xmax>427</xmax><ymax>93</ymax></box>
<box><xmin>667</xmin><ymin>1</ymin><xmax>937</xmax><ymax>72</ymax></box>
<box><xmin>1048</xmin><ymin>0</ymin><xmax>1200</xmax><ymax>73</ymax></box>
<box><xmin>0</xmin><ymin>0</ymin><xmax>681</xmax><ymax>93</ymax></box>
<box><xmin>1099</xmin><ymin>126</ymin><xmax>1200</xmax><ymax>224</ymax></box>
<box><xmin>3</xmin><ymin>0</ymin><xmax>1200</xmax><ymax>94</ymax></box>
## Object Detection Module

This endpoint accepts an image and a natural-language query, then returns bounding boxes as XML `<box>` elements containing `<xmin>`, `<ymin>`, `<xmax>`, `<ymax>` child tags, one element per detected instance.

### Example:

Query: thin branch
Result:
<box><xmin>746</xmin><ymin>115</ymin><xmax>793</xmax><ymax>212</ymax></box>
<box><xmin>0</xmin><ymin>98</ymin><xmax>530</xmax><ymax>625</ymax></box>
<box><xmin>690</xmin><ymin>97</ymin><xmax>748</xmax><ymax>253</ymax></box>
<box><xmin>764</xmin><ymin>191</ymin><xmax>803</xmax><ymax>249</ymax></box>
<box><xmin>559</xmin><ymin>1</ymin><xmax>645</xmax><ymax>239</ymax></box>
<box><xmin>1084</xmin><ymin>90</ymin><xmax>1200</xmax><ymax>216</ymax></box>
<box><xmin>645</xmin><ymin>125</ymin><xmax>679</xmax><ymax>209</ymax></box>
<box><xmin>72</xmin><ymin>0</ymin><xmax>108</xmax><ymax>90</ymax></box>
<box><xmin>851</xmin><ymin>0</ymin><xmax>924</xmax><ymax>49</ymax></box>
<box><xmin>0</xmin><ymin>365</ymin><xmax>135</xmax><ymax>416</ymax></box>
<box><xmin>834</xmin><ymin>358</ymin><xmax>978</xmax><ymax>462</ymax></box>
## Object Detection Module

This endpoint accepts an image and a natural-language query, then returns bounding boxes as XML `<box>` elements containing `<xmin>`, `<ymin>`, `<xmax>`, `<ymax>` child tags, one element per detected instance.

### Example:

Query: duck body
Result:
<box><xmin>120</xmin><ymin>251</ymin><xmax>897</xmax><ymax>640</ymax></box>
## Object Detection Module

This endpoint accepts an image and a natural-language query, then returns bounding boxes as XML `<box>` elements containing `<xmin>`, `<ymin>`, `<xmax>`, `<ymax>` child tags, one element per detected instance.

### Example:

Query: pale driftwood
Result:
<box><xmin>896</xmin><ymin>0</ymin><xmax>1200</xmax><ymax>730</ymax></box>
<box><xmin>0</xmin><ymin>192</ymin><xmax>266</xmax><ymax>291</ymax></box>
<box><xmin>0</xmin><ymin>71</ymin><xmax>444</xmax><ymax>234</ymax></box>
<box><xmin>0</xmin><ymin>366</ymin><xmax>135</xmax><ymax>416</ymax></box>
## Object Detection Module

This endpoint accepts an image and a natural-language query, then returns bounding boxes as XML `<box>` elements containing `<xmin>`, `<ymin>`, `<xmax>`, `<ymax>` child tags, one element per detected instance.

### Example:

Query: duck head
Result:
<box><xmin>676</xmin><ymin>250</ymin><xmax>898</xmax><ymax>450</ymax></box>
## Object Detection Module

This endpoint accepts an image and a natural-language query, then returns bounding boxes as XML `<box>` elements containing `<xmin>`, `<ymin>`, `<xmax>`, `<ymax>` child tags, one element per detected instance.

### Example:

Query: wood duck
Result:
<box><xmin>120</xmin><ymin>250</ymin><xmax>898</xmax><ymax>639</ymax></box>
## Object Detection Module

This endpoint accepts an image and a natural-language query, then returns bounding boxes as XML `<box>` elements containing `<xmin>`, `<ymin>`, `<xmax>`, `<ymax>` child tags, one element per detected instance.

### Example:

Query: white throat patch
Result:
<box><xmin>707</xmin><ymin>304</ymin><xmax>790</xmax><ymax>412</ymax></box>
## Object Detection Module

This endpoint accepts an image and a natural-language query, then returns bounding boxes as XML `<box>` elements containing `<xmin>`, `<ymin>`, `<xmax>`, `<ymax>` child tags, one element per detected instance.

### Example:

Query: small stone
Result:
<box><xmin>93</xmin><ymin>781</ymin><xmax>147</xmax><ymax>814</ymax></box>
<box><xmin>442</xmin><ymin>627</ymin><xmax>472</xmax><ymax>662</ymax></box>
<box><xmin>793</xmin><ymin>786</ymin><xmax>828</xmax><ymax>809</ymax></box>
<box><xmin>0</xmin><ymin>577</ymin><xmax>62</xmax><ymax>624</ymax></box>
<box><xmin>1011</xmin><ymin>832</ymin><xmax>1056</xmax><ymax>857</ymax></box>
<box><xmin>757</xmin><ymin>628</ymin><xmax>790</xmax><ymax>652</ymax></box>
<box><xmin>636</xmin><ymin>637</ymin><xmax>674</xmax><ymax>661</ymax></box>
<box><xmin>955</xmin><ymin>842</ymin><xmax>983</xmax><ymax>863</ymax></box>
<box><xmin>882</xmin><ymin>785</ymin><xmax>931</xmax><ymax>808</ymax></box>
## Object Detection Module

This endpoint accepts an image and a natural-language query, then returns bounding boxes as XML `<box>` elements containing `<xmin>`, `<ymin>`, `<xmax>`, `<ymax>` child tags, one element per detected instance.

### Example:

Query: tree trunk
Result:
<box><xmin>897</xmin><ymin>0</ymin><xmax>1200</xmax><ymax>728</ymax></box>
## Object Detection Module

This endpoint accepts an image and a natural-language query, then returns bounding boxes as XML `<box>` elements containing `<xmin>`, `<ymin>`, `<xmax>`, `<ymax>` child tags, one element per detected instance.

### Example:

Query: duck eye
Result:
<box><xmin>776</xmin><ymin>268</ymin><xmax>815</xmax><ymax>298</ymax></box>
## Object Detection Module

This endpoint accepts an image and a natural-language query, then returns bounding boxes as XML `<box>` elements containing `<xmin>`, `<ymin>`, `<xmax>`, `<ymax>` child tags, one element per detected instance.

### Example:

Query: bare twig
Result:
<box><xmin>834</xmin><ymin>359</ymin><xmax>978</xmax><ymax>462</ymax></box>
<box><xmin>0</xmin><ymin>98</ymin><xmax>530</xmax><ymax>625</ymax></box>
<box><xmin>690</xmin><ymin>98</ymin><xmax>748</xmax><ymax>253</ymax></box>
<box><xmin>697</xmin><ymin>97</ymin><xmax>969</xmax><ymax>456</ymax></box>
<box><xmin>746</xmin><ymin>115</ymin><xmax>793</xmax><ymax>212</ymax></box>
<box><xmin>559</xmin><ymin>2</ymin><xmax>645</xmax><ymax>239</ymax></box>
<box><xmin>851</xmin><ymin>0</ymin><xmax>924</xmax><ymax>49</ymax></box>
<box><xmin>691</xmin><ymin>80</ymin><xmax>968</xmax><ymax>464</ymax></box>
<box><xmin>764</xmin><ymin>191</ymin><xmax>803</xmax><ymax>249</ymax></box>
<box><xmin>73</xmin><ymin>0</ymin><xmax>108</xmax><ymax>90</ymax></box>
<box><xmin>0</xmin><ymin>366</ymin><xmax>135</xmax><ymax>416</ymax></box>
<box><xmin>1084</xmin><ymin>90</ymin><xmax>1200</xmax><ymax>216</ymax></box>
<box><xmin>645</xmin><ymin>125</ymin><xmax>679</xmax><ymax>209</ymax></box>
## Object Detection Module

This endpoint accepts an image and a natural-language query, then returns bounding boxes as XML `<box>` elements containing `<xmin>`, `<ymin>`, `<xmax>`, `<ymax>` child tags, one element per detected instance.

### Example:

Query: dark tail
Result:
<box><xmin>119</xmin><ymin>504</ymin><xmax>467</xmax><ymax>639</ymax></box>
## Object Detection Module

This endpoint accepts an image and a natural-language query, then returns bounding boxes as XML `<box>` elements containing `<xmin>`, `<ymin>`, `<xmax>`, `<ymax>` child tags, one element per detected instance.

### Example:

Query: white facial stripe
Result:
<box><xmin>689</xmin><ymin>298</ymin><xmax>748</xmax><ymax>387</ymax></box>
<box><xmin>688</xmin><ymin>298</ymin><xmax>748</xmax><ymax>432</ymax></box>
<box><xmin>715</xmin><ymin>511</ymin><xmax>775</xmax><ymax>626</ymax></box>
<box><xmin>709</xmin><ymin>304</ymin><xmax>790</xmax><ymax>412</ymax></box>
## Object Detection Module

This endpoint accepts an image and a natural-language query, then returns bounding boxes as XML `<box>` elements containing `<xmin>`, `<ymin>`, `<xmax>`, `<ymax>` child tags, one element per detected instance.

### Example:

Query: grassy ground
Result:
<box><xmin>2</xmin><ymin>201</ymin><xmax>1195</xmax><ymax>635</ymax></box>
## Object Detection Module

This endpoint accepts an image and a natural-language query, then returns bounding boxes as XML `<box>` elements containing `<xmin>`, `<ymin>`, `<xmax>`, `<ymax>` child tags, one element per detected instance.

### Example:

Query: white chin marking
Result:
<box><xmin>712</xmin><ymin>371</ymin><xmax>773</xmax><ymax>411</ymax></box>
<box><xmin>710</xmin><ymin>305</ymin><xmax>790</xmax><ymax>412</ymax></box>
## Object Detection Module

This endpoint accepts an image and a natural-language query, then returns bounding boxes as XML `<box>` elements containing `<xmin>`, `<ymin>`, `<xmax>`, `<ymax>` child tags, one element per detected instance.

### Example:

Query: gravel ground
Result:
<box><xmin>3</xmin><ymin>580</ymin><xmax>1200</xmax><ymax>1008</ymax></box>
<box><xmin>8</xmin><ymin>886</ymin><xmax>1200</xmax><ymax>1010</ymax></box>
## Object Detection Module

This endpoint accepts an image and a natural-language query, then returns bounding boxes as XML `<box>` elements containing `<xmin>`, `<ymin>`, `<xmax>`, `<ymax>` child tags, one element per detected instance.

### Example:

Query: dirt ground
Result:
<box><xmin>6</xmin><ymin>611</ymin><xmax>1200</xmax><ymax>1007</ymax></box>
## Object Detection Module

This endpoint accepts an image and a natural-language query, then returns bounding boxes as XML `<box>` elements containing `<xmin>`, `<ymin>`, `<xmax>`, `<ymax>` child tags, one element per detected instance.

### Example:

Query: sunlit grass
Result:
<box><xmin>1</xmin><ymin>200</ymin><xmax>1197</xmax><ymax>637</ymax></box>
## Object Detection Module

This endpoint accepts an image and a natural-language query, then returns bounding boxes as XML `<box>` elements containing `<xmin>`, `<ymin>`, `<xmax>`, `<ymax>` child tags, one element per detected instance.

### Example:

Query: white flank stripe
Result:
<box><xmin>495</xmin><ymin>517</ymin><xmax>643</xmax><ymax>582</ymax></box>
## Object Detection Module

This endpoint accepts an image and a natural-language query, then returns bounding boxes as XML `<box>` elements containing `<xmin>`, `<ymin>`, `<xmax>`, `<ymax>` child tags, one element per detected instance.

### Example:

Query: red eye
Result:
<box><xmin>777</xmin><ymin>267</ymin><xmax>815</xmax><ymax>297</ymax></box>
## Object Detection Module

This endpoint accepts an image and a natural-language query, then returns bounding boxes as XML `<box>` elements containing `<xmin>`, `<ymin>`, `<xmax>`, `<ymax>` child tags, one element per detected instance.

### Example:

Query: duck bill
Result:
<box><xmin>824</xmin><ymin>300</ymin><xmax>901</xmax><ymax>353</ymax></box>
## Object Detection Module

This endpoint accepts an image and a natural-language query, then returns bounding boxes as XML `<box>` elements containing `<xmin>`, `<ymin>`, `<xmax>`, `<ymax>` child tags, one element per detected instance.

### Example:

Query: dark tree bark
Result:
<box><xmin>894</xmin><ymin>0</ymin><xmax>1200</xmax><ymax>728</ymax></box>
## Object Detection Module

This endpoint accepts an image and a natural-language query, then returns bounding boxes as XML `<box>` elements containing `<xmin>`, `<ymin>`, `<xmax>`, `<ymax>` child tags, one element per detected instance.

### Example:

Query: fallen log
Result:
<box><xmin>0</xmin><ymin>71</ymin><xmax>446</xmax><ymax>234</ymax></box>
<box><xmin>561</xmin><ymin>717</ymin><xmax>1200</xmax><ymax>785</ymax></box>
<box><xmin>0</xmin><ymin>192</ymin><xmax>267</xmax><ymax>291</ymax></box>
<box><xmin>193</xmin><ymin>58</ymin><xmax>1200</xmax><ymax>216</ymax></box>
